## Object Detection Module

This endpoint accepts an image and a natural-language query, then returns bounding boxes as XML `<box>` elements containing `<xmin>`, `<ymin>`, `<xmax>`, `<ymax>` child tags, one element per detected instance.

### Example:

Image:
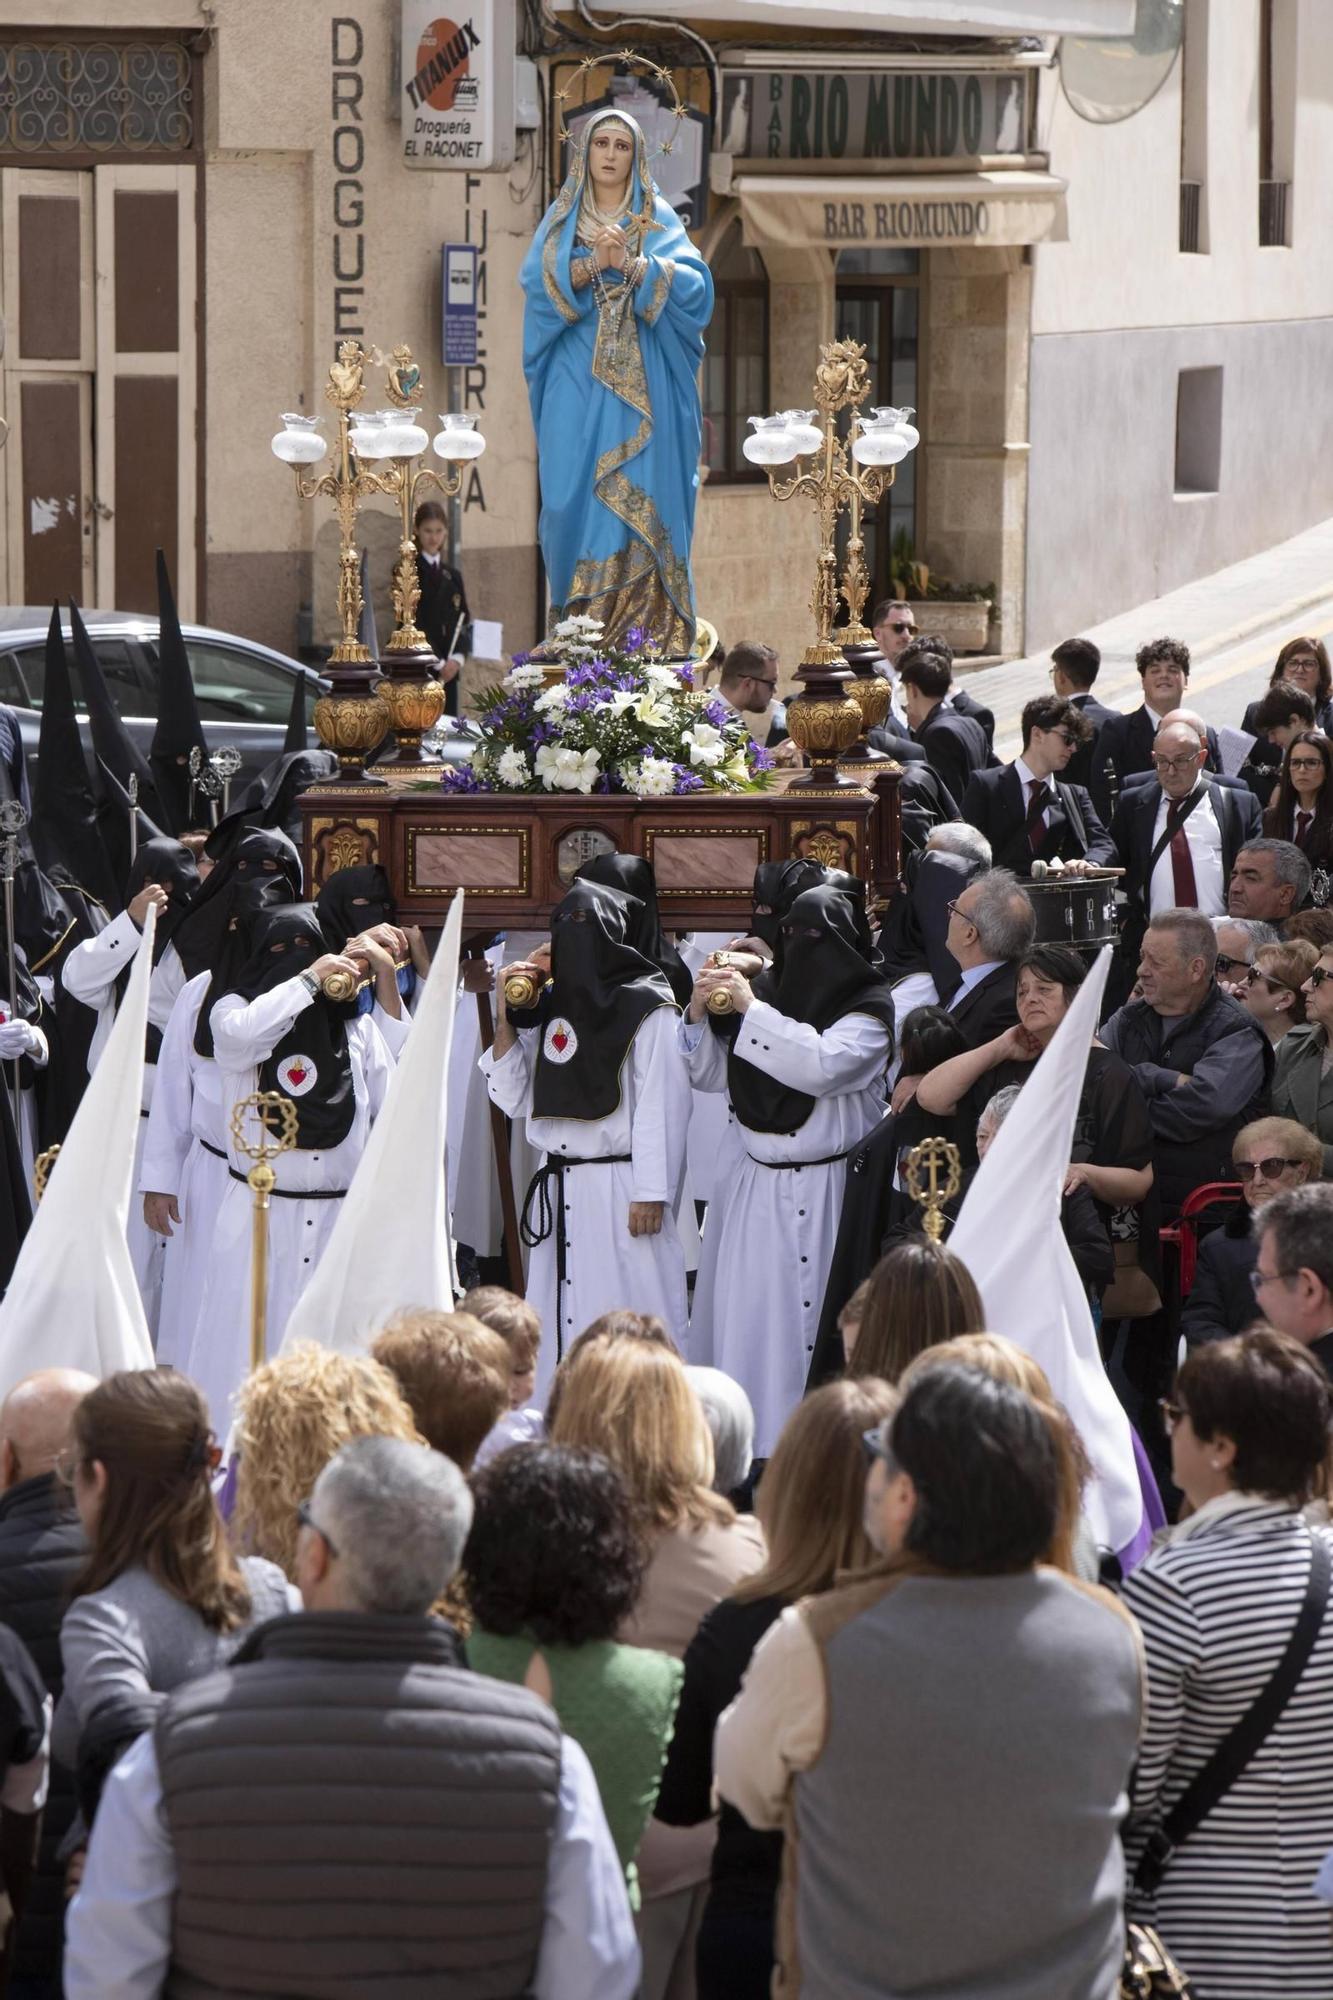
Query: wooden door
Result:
<box><xmin>93</xmin><ymin>161</ymin><xmax>197</xmax><ymax>616</ymax></box>
<box><xmin>0</xmin><ymin>167</ymin><xmax>96</xmax><ymax>606</ymax></box>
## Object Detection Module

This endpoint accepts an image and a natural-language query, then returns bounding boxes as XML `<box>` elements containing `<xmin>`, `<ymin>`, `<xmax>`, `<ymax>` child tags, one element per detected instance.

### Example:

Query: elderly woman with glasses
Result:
<box><xmin>1241</xmin><ymin>938</ymin><xmax>1317</xmax><ymax>1046</ymax></box>
<box><xmin>1271</xmin><ymin>943</ymin><xmax>1333</xmax><ymax>1176</ymax></box>
<box><xmin>1121</xmin><ymin>1328</ymin><xmax>1333</xmax><ymax>2000</ymax></box>
<box><xmin>1181</xmin><ymin>1117</ymin><xmax>1323</xmax><ymax>1348</ymax></box>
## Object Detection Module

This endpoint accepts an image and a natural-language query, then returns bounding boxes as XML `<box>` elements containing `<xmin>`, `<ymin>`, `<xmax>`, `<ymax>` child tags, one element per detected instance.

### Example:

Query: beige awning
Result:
<box><xmin>735</xmin><ymin>169</ymin><xmax>1067</xmax><ymax>253</ymax></box>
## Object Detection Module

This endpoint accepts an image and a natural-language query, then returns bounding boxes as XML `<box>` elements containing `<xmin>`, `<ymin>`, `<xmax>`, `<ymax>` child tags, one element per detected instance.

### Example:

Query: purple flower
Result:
<box><xmin>751</xmin><ymin>745</ymin><xmax>776</xmax><ymax>771</ymax></box>
<box><xmin>670</xmin><ymin>763</ymin><xmax>704</xmax><ymax>793</ymax></box>
<box><xmin>624</xmin><ymin>627</ymin><xmax>647</xmax><ymax>653</ymax></box>
<box><xmin>703</xmin><ymin>699</ymin><xmax>730</xmax><ymax>728</ymax></box>
<box><xmin>440</xmin><ymin>764</ymin><xmax>491</xmax><ymax>794</ymax></box>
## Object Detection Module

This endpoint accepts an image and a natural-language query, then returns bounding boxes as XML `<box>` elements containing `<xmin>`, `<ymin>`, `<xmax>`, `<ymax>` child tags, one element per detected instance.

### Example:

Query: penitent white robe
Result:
<box><xmin>479</xmin><ymin>1006</ymin><xmax>690</xmax><ymax>1398</ymax></box>
<box><xmin>62</xmin><ymin>912</ymin><xmax>185</xmax><ymax>1336</ymax></box>
<box><xmin>680</xmin><ymin>1002</ymin><xmax>890</xmax><ymax>1455</ymax></box>
<box><xmin>139</xmin><ymin>972</ymin><xmax>230</xmax><ymax>1369</ymax></box>
<box><xmin>186</xmin><ymin>978</ymin><xmax>394</xmax><ymax>1427</ymax></box>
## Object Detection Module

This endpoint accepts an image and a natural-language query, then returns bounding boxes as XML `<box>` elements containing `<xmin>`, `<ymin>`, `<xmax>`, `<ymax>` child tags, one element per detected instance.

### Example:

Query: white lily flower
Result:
<box><xmin>683</xmin><ymin>721</ymin><xmax>725</xmax><ymax>768</ymax></box>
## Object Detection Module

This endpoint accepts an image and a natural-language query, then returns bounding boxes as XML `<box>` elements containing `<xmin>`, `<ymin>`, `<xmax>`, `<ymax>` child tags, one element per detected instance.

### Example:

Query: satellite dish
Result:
<box><xmin>1061</xmin><ymin>0</ymin><xmax>1183</xmax><ymax>125</ymax></box>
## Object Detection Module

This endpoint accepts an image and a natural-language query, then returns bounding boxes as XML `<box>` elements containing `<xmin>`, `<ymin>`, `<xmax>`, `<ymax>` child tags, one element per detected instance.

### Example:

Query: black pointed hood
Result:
<box><xmin>284</xmin><ymin>669</ymin><xmax>310</xmax><ymax>754</ymax></box>
<box><xmin>575</xmin><ymin>851</ymin><xmax>692</xmax><ymax>1008</ymax></box>
<box><xmin>723</xmin><ymin>884</ymin><xmax>895</xmax><ymax>1135</ymax></box>
<box><xmin>224</xmin><ymin>904</ymin><xmax>356</xmax><ymax>1150</ymax></box>
<box><xmin>149</xmin><ymin>549</ymin><xmax>208</xmax><ymax>835</ymax></box>
<box><xmin>29</xmin><ymin>606</ymin><xmax>118</xmax><ymax>909</ymax></box>
<box><xmin>67</xmin><ymin>600</ymin><xmax>166</xmax><ymax>885</ymax></box>
<box><xmin>531</xmin><ymin>877</ymin><xmax>675</xmax><ymax>1121</ymax></box>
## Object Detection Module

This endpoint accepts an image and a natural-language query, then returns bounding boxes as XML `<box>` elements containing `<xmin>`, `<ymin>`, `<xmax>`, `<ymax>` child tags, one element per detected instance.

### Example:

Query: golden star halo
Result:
<box><xmin>554</xmin><ymin>49</ymin><xmax>687</xmax><ymax>160</ymax></box>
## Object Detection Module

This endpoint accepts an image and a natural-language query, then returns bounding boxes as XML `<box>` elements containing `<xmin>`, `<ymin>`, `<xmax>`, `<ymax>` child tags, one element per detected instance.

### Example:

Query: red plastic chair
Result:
<box><xmin>1160</xmin><ymin>1181</ymin><xmax>1243</xmax><ymax>1296</ymax></box>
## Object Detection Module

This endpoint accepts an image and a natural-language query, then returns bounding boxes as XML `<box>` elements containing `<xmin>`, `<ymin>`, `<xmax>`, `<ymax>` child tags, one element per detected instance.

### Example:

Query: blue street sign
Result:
<box><xmin>442</xmin><ymin>242</ymin><xmax>478</xmax><ymax>366</ymax></box>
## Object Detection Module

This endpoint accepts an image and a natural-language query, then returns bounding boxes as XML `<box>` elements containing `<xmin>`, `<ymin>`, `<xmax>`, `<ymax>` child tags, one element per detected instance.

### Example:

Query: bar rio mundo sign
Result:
<box><xmin>722</xmin><ymin>71</ymin><xmax>1028</xmax><ymax>162</ymax></box>
<box><xmin>401</xmin><ymin>0</ymin><xmax>515</xmax><ymax>172</ymax></box>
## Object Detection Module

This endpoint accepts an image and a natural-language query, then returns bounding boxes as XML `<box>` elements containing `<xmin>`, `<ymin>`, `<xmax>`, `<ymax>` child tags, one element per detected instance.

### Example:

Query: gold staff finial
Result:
<box><xmin>902</xmin><ymin>1136</ymin><xmax>963</xmax><ymax>1243</ymax></box>
<box><xmin>230</xmin><ymin>1092</ymin><xmax>299</xmax><ymax>1376</ymax></box>
<box><xmin>33</xmin><ymin>1144</ymin><xmax>61</xmax><ymax>1203</ymax></box>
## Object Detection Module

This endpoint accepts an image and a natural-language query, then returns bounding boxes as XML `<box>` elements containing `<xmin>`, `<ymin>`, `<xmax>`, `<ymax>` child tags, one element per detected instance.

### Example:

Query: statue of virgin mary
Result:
<box><xmin>520</xmin><ymin>108</ymin><xmax>713</xmax><ymax>656</ymax></box>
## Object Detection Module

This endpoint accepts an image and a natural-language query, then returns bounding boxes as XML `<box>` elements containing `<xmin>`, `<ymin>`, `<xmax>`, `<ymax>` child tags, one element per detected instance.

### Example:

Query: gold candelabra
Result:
<box><xmin>231</xmin><ymin>1092</ymin><xmax>299</xmax><ymax>1376</ymax></box>
<box><xmin>750</xmin><ymin>339</ymin><xmax>916</xmax><ymax>785</ymax></box>
<box><xmin>274</xmin><ymin>340</ymin><xmax>481</xmax><ymax>775</ymax></box>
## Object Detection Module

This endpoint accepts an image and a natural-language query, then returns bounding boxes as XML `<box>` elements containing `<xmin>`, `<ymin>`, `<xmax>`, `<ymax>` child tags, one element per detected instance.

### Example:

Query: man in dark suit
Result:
<box><xmin>888</xmin><ymin>642</ymin><xmax>989</xmax><ymax>806</ymax></box>
<box><xmin>1091</xmin><ymin>636</ymin><xmax>1220</xmax><ymax>823</ymax></box>
<box><xmin>808</xmin><ymin>864</ymin><xmax>1032</xmax><ymax>1388</ymax></box>
<box><xmin>962</xmin><ymin>694</ymin><xmax>1116</xmax><ymax>878</ymax></box>
<box><xmin>1049</xmin><ymin>636</ymin><xmax>1117</xmax><ymax>792</ymax></box>
<box><xmin>869</xmin><ymin>611</ymin><xmax>995</xmax><ymax>734</ymax></box>
<box><xmin>1110</xmin><ymin>717</ymin><xmax>1262</xmax><ymax>985</ymax></box>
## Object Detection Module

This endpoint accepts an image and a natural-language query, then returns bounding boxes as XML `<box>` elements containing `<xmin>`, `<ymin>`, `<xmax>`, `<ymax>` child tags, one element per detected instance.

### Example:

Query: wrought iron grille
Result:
<box><xmin>1259</xmin><ymin>179</ymin><xmax>1289</xmax><ymax>247</ymax></box>
<box><xmin>0</xmin><ymin>41</ymin><xmax>193</xmax><ymax>155</ymax></box>
<box><xmin>1179</xmin><ymin>181</ymin><xmax>1202</xmax><ymax>254</ymax></box>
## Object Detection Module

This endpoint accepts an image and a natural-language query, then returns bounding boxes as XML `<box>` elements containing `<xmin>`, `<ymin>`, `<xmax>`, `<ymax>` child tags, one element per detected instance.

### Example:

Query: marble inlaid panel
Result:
<box><xmin>411</xmin><ymin>829</ymin><xmax>528</xmax><ymax>892</ymax></box>
<box><xmin>649</xmin><ymin>832</ymin><xmax>762</xmax><ymax>892</ymax></box>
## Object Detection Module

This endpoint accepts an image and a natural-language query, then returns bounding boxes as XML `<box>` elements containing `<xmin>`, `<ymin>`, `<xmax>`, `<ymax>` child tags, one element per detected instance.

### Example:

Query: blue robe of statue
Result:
<box><xmin>520</xmin><ymin>110</ymin><xmax>713</xmax><ymax>656</ymax></box>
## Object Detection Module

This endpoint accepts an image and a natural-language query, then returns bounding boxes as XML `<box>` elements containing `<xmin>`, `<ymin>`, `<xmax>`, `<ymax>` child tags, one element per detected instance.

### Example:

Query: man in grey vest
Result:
<box><xmin>716</xmin><ymin>1367</ymin><xmax>1144</xmax><ymax>2000</ymax></box>
<box><xmin>65</xmin><ymin>1436</ymin><xmax>639</xmax><ymax>2000</ymax></box>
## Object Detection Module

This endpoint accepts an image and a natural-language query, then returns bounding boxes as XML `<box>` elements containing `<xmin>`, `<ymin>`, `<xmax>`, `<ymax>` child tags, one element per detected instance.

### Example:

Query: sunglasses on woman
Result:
<box><xmin>1242</xmin><ymin>967</ymin><xmax>1299</xmax><ymax>996</ymax></box>
<box><xmin>1235</xmin><ymin>1157</ymin><xmax>1305</xmax><ymax>1183</ymax></box>
<box><xmin>1308</xmin><ymin>965</ymin><xmax>1333</xmax><ymax>989</ymax></box>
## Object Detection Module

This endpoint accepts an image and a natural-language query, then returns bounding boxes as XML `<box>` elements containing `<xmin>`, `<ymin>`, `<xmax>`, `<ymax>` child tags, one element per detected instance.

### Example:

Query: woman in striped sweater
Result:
<box><xmin>1121</xmin><ymin>1328</ymin><xmax>1333</xmax><ymax>1999</ymax></box>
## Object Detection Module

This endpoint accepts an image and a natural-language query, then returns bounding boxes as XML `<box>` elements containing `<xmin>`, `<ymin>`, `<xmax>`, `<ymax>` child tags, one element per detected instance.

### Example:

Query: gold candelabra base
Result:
<box><xmin>374</xmin><ymin>650</ymin><xmax>447</xmax><ymax>765</ymax></box>
<box><xmin>313</xmin><ymin>683</ymin><xmax>391</xmax><ymax>784</ymax></box>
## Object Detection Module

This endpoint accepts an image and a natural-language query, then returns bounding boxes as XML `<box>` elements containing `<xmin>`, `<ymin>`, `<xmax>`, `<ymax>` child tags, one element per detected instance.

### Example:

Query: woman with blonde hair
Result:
<box><xmin>898</xmin><ymin>1333</ymin><xmax>1096</xmax><ymax>1579</ymax></box>
<box><xmin>845</xmin><ymin>1237</ymin><xmax>986</xmax><ymax>1381</ymax></box>
<box><xmin>1182</xmin><ymin>1115</ymin><xmax>1323</xmax><ymax>1348</ymax></box>
<box><xmin>550</xmin><ymin>1334</ymin><xmax>764</xmax><ymax>1999</ymax></box>
<box><xmin>232</xmin><ymin>1343</ymin><xmax>422</xmax><ymax>1578</ymax></box>
<box><xmin>655</xmin><ymin>1378</ymin><xmax>898</xmax><ymax>2000</ymax></box>
<box><xmin>56</xmin><ymin>1369</ymin><xmax>293</xmax><ymax>1773</ymax></box>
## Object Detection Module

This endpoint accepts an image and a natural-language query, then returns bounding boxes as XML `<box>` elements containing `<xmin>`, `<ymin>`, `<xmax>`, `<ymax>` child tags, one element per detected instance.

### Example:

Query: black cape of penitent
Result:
<box><xmin>149</xmin><ymin>549</ymin><xmax>209</xmax><ymax>836</ymax></box>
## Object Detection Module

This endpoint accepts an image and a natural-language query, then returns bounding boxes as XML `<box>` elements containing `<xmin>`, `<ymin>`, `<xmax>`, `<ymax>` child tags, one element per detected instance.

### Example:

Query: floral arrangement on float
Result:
<box><xmin>438</xmin><ymin>616</ymin><xmax>774</xmax><ymax>797</ymax></box>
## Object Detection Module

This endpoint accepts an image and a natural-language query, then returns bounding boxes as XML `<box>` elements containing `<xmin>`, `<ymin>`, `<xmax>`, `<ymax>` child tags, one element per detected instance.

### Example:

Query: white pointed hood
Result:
<box><xmin>949</xmin><ymin>943</ymin><xmax>1148</xmax><ymax>1562</ymax></box>
<box><xmin>281</xmin><ymin>892</ymin><xmax>464</xmax><ymax>1356</ymax></box>
<box><xmin>0</xmin><ymin>906</ymin><xmax>157</xmax><ymax>1396</ymax></box>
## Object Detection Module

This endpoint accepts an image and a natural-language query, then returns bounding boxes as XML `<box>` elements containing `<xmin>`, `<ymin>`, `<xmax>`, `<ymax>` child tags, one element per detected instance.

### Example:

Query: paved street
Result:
<box><xmin>960</xmin><ymin>514</ymin><xmax>1333</xmax><ymax>759</ymax></box>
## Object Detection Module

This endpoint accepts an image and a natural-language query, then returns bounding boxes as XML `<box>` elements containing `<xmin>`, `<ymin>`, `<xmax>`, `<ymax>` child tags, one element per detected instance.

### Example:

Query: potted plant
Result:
<box><xmin>890</xmin><ymin>529</ymin><xmax>994</xmax><ymax>654</ymax></box>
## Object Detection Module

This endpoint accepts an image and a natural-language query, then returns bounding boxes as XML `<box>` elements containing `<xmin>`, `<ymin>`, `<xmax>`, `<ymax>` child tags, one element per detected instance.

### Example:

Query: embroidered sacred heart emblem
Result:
<box><xmin>543</xmin><ymin>1018</ymin><xmax>577</xmax><ymax>1064</ymax></box>
<box><xmin>277</xmin><ymin>1054</ymin><xmax>318</xmax><ymax>1096</ymax></box>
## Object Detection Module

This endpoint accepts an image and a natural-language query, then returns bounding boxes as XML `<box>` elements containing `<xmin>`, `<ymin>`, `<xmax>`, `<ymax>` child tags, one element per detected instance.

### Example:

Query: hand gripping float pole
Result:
<box><xmin>230</xmin><ymin>1092</ymin><xmax>299</xmax><ymax>1375</ymax></box>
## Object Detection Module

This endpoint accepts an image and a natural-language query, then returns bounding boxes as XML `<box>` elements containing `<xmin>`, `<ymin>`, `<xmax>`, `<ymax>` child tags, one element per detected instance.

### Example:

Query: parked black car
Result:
<box><xmin>0</xmin><ymin>608</ymin><xmax>327</xmax><ymax>795</ymax></box>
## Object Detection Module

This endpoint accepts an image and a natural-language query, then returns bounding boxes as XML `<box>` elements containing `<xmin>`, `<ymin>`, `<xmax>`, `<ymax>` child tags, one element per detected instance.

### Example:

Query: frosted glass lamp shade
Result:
<box><xmin>433</xmin><ymin>413</ymin><xmax>486</xmax><ymax>461</ymax></box>
<box><xmin>271</xmin><ymin>414</ymin><xmax>328</xmax><ymax>466</ymax></box>
<box><xmin>742</xmin><ymin>415</ymin><xmax>800</xmax><ymax>466</ymax></box>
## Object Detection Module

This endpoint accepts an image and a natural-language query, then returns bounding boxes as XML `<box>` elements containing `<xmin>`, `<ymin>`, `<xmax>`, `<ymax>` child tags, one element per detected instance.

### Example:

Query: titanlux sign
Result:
<box><xmin>401</xmin><ymin>0</ymin><xmax>515</xmax><ymax>171</ymax></box>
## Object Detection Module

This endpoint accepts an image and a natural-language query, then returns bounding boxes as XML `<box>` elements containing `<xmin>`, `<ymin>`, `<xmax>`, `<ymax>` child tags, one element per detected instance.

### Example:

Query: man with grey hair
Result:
<box><xmin>67</xmin><ymin>1437</ymin><xmax>639</xmax><ymax>2000</ymax></box>
<box><xmin>1228</xmin><ymin>838</ymin><xmax>1312</xmax><ymax>927</ymax></box>
<box><xmin>1102</xmin><ymin>908</ymin><xmax>1273</xmax><ymax>1219</ymax></box>
<box><xmin>1212</xmin><ymin>914</ymin><xmax>1280</xmax><ymax>995</ymax></box>
<box><xmin>938</xmin><ymin>867</ymin><xmax>1034</xmax><ymax>1038</ymax></box>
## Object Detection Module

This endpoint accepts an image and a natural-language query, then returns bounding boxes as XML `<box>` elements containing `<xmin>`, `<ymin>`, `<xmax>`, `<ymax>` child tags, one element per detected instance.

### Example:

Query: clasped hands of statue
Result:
<box><xmin>573</xmin><ymin>223</ymin><xmax>646</xmax><ymax>292</ymax></box>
